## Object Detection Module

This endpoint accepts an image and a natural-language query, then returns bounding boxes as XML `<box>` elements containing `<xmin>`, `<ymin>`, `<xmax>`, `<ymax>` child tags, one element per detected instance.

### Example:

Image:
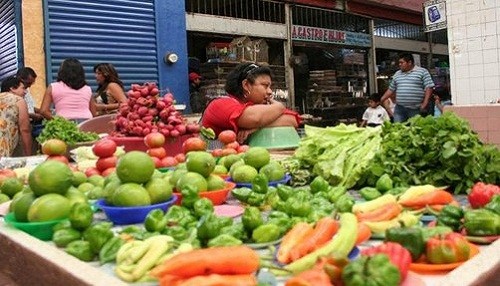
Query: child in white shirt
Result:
<box><xmin>361</xmin><ymin>93</ymin><xmax>390</xmax><ymax>127</ymax></box>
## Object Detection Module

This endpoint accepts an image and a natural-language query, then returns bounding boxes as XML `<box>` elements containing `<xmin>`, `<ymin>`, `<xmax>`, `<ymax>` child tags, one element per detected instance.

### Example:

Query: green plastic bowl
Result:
<box><xmin>248</xmin><ymin>127</ymin><xmax>300</xmax><ymax>150</ymax></box>
<box><xmin>3</xmin><ymin>212</ymin><xmax>67</xmax><ymax>241</ymax></box>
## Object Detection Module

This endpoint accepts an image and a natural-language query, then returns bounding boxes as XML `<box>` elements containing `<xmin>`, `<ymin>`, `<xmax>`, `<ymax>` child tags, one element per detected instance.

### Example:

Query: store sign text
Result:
<box><xmin>292</xmin><ymin>25</ymin><xmax>371</xmax><ymax>47</ymax></box>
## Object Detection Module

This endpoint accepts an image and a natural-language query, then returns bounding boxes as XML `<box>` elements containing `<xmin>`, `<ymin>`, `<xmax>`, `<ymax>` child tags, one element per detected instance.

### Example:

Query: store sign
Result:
<box><xmin>423</xmin><ymin>0</ymin><xmax>447</xmax><ymax>32</ymax></box>
<box><xmin>291</xmin><ymin>25</ymin><xmax>371</xmax><ymax>47</ymax></box>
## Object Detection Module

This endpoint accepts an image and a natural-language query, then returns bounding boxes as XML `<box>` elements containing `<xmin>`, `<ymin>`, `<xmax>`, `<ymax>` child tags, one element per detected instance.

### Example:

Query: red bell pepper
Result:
<box><xmin>426</xmin><ymin>232</ymin><xmax>470</xmax><ymax>264</ymax></box>
<box><xmin>468</xmin><ymin>182</ymin><xmax>500</xmax><ymax>208</ymax></box>
<box><xmin>361</xmin><ymin>242</ymin><xmax>411</xmax><ymax>280</ymax></box>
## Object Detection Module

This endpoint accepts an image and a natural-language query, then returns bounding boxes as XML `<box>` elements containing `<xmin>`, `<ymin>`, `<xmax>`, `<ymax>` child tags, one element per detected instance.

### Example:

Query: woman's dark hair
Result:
<box><xmin>56</xmin><ymin>58</ymin><xmax>87</xmax><ymax>90</ymax></box>
<box><xmin>225</xmin><ymin>63</ymin><xmax>273</xmax><ymax>99</ymax></box>
<box><xmin>1</xmin><ymin>75</ymin><xmax>22</xmax><ymax>92</ymax></box>
<box><xmin>94</xmin><ymin>63</ymin><xmax>124</xmax><ymax>104</ymax></box>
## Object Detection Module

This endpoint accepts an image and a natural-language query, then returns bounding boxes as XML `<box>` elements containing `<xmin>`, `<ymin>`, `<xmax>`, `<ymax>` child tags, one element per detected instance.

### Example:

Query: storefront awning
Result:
<box><xmin>347</xmin><ymin>0</ymin><xmax>423</xmax><ymax>25</ymax></box>
<box><xmin>286</xmin><ymin>0</ymin><xmax>339</xmax><ymax>9</ymax></box>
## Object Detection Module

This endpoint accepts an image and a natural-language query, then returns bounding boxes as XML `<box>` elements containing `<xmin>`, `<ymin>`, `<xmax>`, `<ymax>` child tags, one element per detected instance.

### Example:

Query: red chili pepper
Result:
<box><xmin>361</xmin><ymin>242</ymin><xmax>411</xmax><ymax>280</ymax></box>
<box><xmin>468</xmin><ymin>182</ymin><xmax>500</xmax><ymax>208</ymax></box>
<box><xmin>426</xmin><ymin>232</ymin><xmax>470</xmax><ymax>264</ymax></box>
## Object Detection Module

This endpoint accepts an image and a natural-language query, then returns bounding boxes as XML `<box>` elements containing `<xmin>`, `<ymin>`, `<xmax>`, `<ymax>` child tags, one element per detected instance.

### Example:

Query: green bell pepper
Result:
<box><xmin>359</xmin><ymin>187</ymin><xmax>382</xmax><ymax>201</ymax></box>
<box><xmin>485</xmin><ymin>195</ymin><xmax>500</xmax><ymax>215</ymax></box>
<box><xmin>385</xmin><ymin>227</ymin><xmax>425</xmax><ymax>261</ymax></box>
<box><xmin>163</xmin><ymin>225</ymin><xmax>189</xmax><ymax>241</ymax></box>
<box><xmin>242</xmin><ymin>206</ymin><xmax>264</xmax><ymax>233</ymax></box>
<box><xmin>180</xmin><ymin>184</ymin><xmax>200</xmax><ymax>210</ymax></box>
<box><xmin>375</xmin><ymin>174</ymin><xmax>393</xmax><ymax>193</ymax></box>
<box><xmin>52</xmin><ymin>228</ymin><xmax>81</xmax><ymax>248</ymax></box>
<box><xmin>68</xmin><ymin>202</ymin><xmax>94</xmax><ymax>230</ymax></box>
<box><xmin>264</xmin><ymin>186</ymin><xmax>279</xmax><ymax>207</ymax></box>
<box><xmin>83</xmin><ymin>222</ymin><xmax>114</xmax><ymax>254</ymax></box>
<box><xmin>310</xmin><ymin>176</ymin><xmax>329</xmax><ymax>194</ymax></box>
<box><xmin>144</xmin><ymin>209</ymin><xmax>168</xmax><ymax>232</ymax></box>
<box><xmin>276</xmin><ymin>184</ymin><xmax>294</xmax><ymax>201</ymax></box>
<box><xmin>98</xmin><ymin>236</ymin><xmax>124</xmax><ymax>265</ymax></box>
<box><xmin>252</xmin><ymin>174</ymin><xmax>268</xmax><ymax>194</ymax></box>
<box><xmin>193</xmin><ymin>198</ymin><xmax>214</xmax><ymax>218</ymax></box>
<box><xmin>197</xmin><ymin>213</ymin><xmax>232</xmax><ymax>243</ymax></box>
<box><xmin>327</xmin><ymin>186</ymin><xmax>347</xmax><ymax>203</ymax></box>
<box><xmin>247</xmin><ymin>192</ymin><xmax>265</xmax><ymax>207</ymax></box>
<box><xmin>286</xmin><ymin>193</ymin><xmax>312</xmax><ymax>217</ymax></box>
<box><xmin>386</xmin><ymin>187</ymin><xmax>408</xmax><ymax>196</ymax></box>
<box><xmin>220</xmin><ymin>222</ymin><xmax>246</xmax><ymax>241</ymax></box>
<box><xmin>436</xmin><ymin>205</ymin><xmax>464</xmax><ymax>232</ymax></box>
<box><xmin>165</xmin><ymin>205</ymin><xmax>191</xmax><ymax>226</ymax></box>
<box><xmin>52</xmin><ymin>220</ymin><xmax>72</xmax><ymax>232</ymax></box>
<box><xmin>65</xmin><ymin>240</ymin><xmax>95</xmax><ymax>262</ymax></box>
<box><xmin>420</xmin><ymin>226</ymin><xmax>453</xmax><ymax>242</ymax></box>
<box><xmin>463</xmin><ymin>209</ymin><xmax>500</xmax><ymax>236</ymax></box>
<box><xmin>231</xmin><ymin>187</ymin><xmax>252</xmax><ymax>202</ymax></box>
<box><xmin>335</xmin><ymin>194</ymin><xmax>354</xmax><ymax>213</ymax></box>
<box><xmin>207</xmin><ymin>234</ymin><xmax>242</xmax><ymax>247</ymax></box>
<box><xmin>252</xmin><ymin>223</ymin><xmax>281</xmax><ymax>243</ymax></box>
<box><xmin>342</xmin><ymin>254</ymin><xmax>401</xmax><ymax>286</ymax></box>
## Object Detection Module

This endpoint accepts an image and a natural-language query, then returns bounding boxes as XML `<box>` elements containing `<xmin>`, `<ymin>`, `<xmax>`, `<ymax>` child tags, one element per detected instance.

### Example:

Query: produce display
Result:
<box><xmin>1</xmin><ymin>114</ymin><xmax>500</xmax><ymax>286</ymax></box>
<box><xmin>112</xmin><ymin>83</ymin><xmax>200</xmax><ymax>138</ymax></box>
<box><xmin>37</xmin><ymin>116</ymin><xmax>99</xmax><ymax>146</ymax></box>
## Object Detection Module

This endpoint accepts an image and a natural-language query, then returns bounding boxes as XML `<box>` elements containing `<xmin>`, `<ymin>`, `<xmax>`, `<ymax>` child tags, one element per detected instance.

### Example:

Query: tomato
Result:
<box><xmin>211</xmin><ymin>148</ymin><xmax>224</xmax><ymax>157</ymax></box>
<box><xmin>41</xmin><ymin>139</ymin><xmax>68</xmax><ymax>156</ymax></box>
<box><xmin>147</xmin><ymin>147</ymin><xmax>167</xmax><ymax>159</ymax></box>
<box><xmin>225</xmin><ymin>141</ymin><xmax>240</xmax><ymax>150</ymax></box>
<box><xmin>161</xmin><ymin>156</ymin><xmax>178</xmax><ymax>167</ymax></box>
<box><xmin>85</xmin><ymin>167</ymin><xmax>101</xmax><ymax>177</ymax></box>
<box><xmin>237</xmin><ymin>144</ymin><xmax>250</xmax><ymax>153</ymax></box>
<box><xmin>0</xmin><ymin>169</ymin><xmax>17</xmax><ymax>185</ymax></box>
<box><xmin>46</xmin><ymin>155</ymin><xmax>69</xmax><ymax>165</ymax></box>
<box><xmin>218</xmin><ymin>130</ymin><xmax>237</xmax><ymax>144</ymax></box>
<box><xmin>92</xmin><ymin>139</ymin><xmax>117</xmax><ymax>158</ymax></box>
<box><xmin>101</xmin><ymin>167</ymin><xmax>116</xmax><ymax>177</ymax></box>
<box><xmin>174</xmin><ymin>153</ymin><xmax>186</xmax><ymax>163</ymax></box>
<box><xmin>144</xmin><ymin>132</ymin><xmax>166</xmax><ymax>148</ymax></box>
<box><xmin>151</xmin><ymin>156</ymin><xmax>163</xmax><ymax>168</ymax></box>
<box><xmin>95</xmin><ymin>156</ymin><xmax>118</xmax><ymax>172</ymax></box>
<box><xmin>221</xmin><ymin>148</ymin><xmax>238</xmax><ymax>156</ymax></box>
<box><xmin>182</xmin><ymin>137</ymin><xmax>207</xmax><ymax>154</ymax></box>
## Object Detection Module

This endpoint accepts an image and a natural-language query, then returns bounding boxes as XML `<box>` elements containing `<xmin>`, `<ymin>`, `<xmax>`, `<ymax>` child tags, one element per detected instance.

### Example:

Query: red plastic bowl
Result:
<box><xmin>174</xmin><ymin>182</ymin><xmax>236</xmax><ymax>206</ymax></box>
<box><xmin>107</xmin><ymin>134</ymin><xmax>193</xmax><ymax>154</ymax></box>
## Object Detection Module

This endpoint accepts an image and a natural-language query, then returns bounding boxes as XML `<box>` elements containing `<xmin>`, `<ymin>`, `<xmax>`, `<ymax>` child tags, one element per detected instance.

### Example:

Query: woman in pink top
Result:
<box><xmin>40</xmin><ymin>58</ymin><xmax>96</xmax><ymax>123</ymax></box>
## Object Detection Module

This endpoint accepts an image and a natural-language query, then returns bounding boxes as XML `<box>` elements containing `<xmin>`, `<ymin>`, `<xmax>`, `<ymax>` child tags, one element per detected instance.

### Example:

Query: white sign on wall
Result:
<box><xmin>423</xmin><ymin>0</ymin><xmax>447</xmax><ymax>32</ymax></box>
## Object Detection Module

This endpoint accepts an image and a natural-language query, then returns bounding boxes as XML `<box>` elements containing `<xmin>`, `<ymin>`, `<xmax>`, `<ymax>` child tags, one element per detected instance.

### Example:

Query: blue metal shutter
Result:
<box><xmin>44</xmin><ymin>0</ymin><xmax>158</xmax><ymax>91</ymax></box>
<box><xmin>0</xmin><ymin>0</ymin><xmax>18</xmax><ymax>81</ymax></box>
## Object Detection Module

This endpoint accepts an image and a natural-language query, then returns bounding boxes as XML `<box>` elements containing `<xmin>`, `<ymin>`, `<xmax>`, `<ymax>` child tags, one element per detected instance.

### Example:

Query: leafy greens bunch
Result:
<box><xmin>292</xmin><ymin>124</ymin><xmax>382</xmax><ymax>189</ymax></box>
<box><xmin>361</xmin><ymin>113</ymin><xmax>500</xmax><ymax>194</ymax></box>
<box><xmin>37</xmin><ymin>116</ymin><xmax>99</xmax><ymax>146</ymax></box>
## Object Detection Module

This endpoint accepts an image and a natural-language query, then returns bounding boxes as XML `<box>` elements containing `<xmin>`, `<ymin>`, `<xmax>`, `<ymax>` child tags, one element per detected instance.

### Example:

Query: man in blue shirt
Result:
<box><xmin>381</xmin><ymin>53</ymin><xmax>435</xmax><ymax>122</ymax></box>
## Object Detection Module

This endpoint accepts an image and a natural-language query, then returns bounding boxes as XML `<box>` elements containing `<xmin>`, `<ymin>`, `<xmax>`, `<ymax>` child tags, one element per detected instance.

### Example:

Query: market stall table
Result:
<box><xmin>1</xmin><ymin>210</ymin><xmax>499</xmax><ymax>285</ymax></box>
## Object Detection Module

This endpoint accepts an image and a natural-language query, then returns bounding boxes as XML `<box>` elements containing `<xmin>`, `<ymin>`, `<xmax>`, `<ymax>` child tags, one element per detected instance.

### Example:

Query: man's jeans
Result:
<box><xmin>394</xmin><ymin>104</ymin><xmax>420</xmax><ymax>122</ymax></box>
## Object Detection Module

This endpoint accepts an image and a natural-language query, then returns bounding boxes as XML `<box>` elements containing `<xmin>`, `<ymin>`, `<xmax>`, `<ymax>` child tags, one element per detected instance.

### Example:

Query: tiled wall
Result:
<box><xmin>444</xmin><ymin>105</ymin><xmax>500</xmax><ymax>147</ymax></box>
<box><xmin>447</xmin><ymin>0</ymin><xmax>500</xmax><ymax>104</ymax></box>
<box><xmin>446</xmin><ymin>0</ymin><xmax>500</xmax><ymax>147</ymax></box>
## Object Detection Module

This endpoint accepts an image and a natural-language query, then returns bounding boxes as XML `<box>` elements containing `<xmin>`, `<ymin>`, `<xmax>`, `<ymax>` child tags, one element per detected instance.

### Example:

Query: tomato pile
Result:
<box><xmin>112</xmin><ymin>82</ymin><xmax>200</xmax><ymax>137</ymax></box>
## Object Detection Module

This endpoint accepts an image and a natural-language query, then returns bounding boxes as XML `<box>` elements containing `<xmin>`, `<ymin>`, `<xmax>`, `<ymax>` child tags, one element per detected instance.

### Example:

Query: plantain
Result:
<box><xmin>116</xmin><ymin>241</ymin><xmax>141</xmax><ymax>264</ymax></box>
<box><xmin>398</xmin><ymin>185</ymin><xmax>443</xmax><ymax>203</ymax></box>
<box><xmin>132</xmin><ymin>235</ymin><xmax>174</xmax><ymax>280</ymax></box>
<box><xmin>284</xmin><ymin>213</ymin><xmax>358</xmax><ymax>274</ymax></box>
<box><xmin>352</xmin><ymin>194</ymin><xmax>397</xmax><ymax>213</ymax></box>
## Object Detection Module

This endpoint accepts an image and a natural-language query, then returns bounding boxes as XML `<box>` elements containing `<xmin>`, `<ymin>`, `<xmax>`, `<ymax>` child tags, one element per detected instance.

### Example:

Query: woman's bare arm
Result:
<box><xmin>17</xmin><ymin>99</ymin><xmax>32</xmax><ymax>155</ymax></box>
<box><xmin>39</xmin><ymin>86</ymin><xmax>54</xmax><ymax>120</ymax></box>
<box><xmin>237</xmin><ymin>99</ymin><xmax>286</xmax><ymax>129</ymax></box>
